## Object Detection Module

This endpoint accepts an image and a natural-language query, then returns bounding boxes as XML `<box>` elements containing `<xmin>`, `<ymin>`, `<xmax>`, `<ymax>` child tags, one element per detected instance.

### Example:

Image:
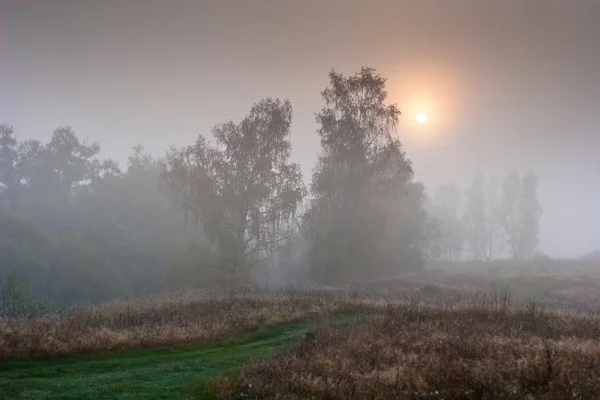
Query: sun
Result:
<box><xmin>416</xmin><ymin>113</ymin><xmax>428</xmax><ymax>124</ymax></box>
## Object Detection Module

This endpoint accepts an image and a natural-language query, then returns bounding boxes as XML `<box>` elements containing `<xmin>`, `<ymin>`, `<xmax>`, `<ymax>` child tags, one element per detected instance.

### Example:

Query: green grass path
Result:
<box><xmin>0</xmin><ymin>320</ymin><xmax>326</xmax><ymax>400</ymax></box>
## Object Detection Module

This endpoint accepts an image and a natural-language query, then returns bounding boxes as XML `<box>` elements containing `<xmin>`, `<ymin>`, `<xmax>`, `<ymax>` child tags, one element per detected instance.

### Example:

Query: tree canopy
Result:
<box><xmin>160</xmin><ymin>98</ymin><xmax>306</xmax><ymax>284</ymax></box>
<box><xmin>305</xmin><ymin>68</ymin><xmax>429</xmax><ymax>283</ymax></box>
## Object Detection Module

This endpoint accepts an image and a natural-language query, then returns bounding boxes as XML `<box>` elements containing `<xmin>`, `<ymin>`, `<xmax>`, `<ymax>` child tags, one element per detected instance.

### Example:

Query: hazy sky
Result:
<box><xmin>2</xmin><ymin>0</ymin><xmax>599</xmax><ymax>257</ymax></box>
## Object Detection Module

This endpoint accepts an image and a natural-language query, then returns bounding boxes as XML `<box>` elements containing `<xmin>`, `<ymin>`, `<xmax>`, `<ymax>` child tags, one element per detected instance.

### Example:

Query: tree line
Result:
<box><xmin>428</xmin><ymin>171</ymin><xmax>543</xmax><ymax>262</ymax></box>
<box><xmin>0</xmin><ymin>67</ymin><xmax>543</xmax><ymax>306</ymax></box>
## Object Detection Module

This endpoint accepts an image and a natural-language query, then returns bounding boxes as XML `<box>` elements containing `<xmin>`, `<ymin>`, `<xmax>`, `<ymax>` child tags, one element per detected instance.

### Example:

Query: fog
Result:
<box><xmin>1</xmin><ymin>0</ymin><xmax>599</xmax><ymax>263</ymax></box>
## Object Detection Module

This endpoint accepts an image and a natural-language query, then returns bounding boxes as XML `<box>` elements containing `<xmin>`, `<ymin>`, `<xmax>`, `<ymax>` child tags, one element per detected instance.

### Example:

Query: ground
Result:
<box><xmin>1</xmin><ymin>322</ymin><xmax>316</xmax><ymax>400</ymax></box>
<box><xmin>1</xmin><ymin>261</ymin><xmax>599</xmax><ymax>399</ymax></box>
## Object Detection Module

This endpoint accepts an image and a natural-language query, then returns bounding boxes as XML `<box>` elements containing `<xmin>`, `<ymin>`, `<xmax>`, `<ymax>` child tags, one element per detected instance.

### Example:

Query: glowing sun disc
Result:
<box><xmin>416</xmin><ymin>113</ymin><xmax>428</xmax><ymax>124</ymax></box>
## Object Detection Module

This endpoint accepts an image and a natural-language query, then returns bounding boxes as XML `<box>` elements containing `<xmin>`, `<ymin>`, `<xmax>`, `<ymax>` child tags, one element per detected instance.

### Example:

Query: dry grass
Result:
<box><xmin>213</xmin><ymin>295</ymin><xmax>600</xmax><ymax>399</ymax></box>
<box><xmin>5</xmin><ymin>264</ymin><xmax>600</xmax><ymax>398</ymax></box>
<box><xmin>0</xmin><ymin>288</ymin><xmax>369</xmax><ymax>361</ymax></box>
<box><xmin>389</xmin><ymin>260</ymin><xmax>600</xmax><ymax>313</ymax></box>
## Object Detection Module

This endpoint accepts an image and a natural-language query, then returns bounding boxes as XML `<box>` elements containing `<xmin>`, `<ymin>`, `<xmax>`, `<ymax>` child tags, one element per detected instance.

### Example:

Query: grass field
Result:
<box><xmin>0</xmin><ymin>290</ymin><xmax>365</xmax><ymax>399</ymax></box>
<box><xmin>2</xmin><ymin>261</ymin><xmax>600</xmax><ymax>399</ymax></box>
<box><xmin>1</xmin><ymin>321</ymin><xmax>321</xmax><ymax>400</ymax></box>
<box><xmin>215</xmin><ymin>303</ymin><xmax>600</xmax><ymax>399</ymax></box>
<box><xmin>0</xmin><ymin>290</ymin><xmax>364</xmax><ymax>361</ymax></box>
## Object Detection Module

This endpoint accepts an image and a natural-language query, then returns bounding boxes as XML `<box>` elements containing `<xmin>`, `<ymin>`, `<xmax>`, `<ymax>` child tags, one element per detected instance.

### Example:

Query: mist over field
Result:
<box><xmin>1</xmin><ymin>0</ymin><xmax>600</xmax><ymax>313</ymax></box>
<box><xmin>2</xmin><ymin>2</ymin><xmax>600</xmax><ymax>398</ymax></box>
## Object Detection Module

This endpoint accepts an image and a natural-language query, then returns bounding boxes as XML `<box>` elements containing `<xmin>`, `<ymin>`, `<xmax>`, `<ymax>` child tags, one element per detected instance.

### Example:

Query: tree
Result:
<box><xmin>81</xmin><ymin>145</ymin><xmax>188</xmax><ymax>294</ymax></box>
<box><xmin>42</xmin><ymin>127</ymin><xmax>101</xmax><ymax>196</ymax></box>
<box><xmin>495</xmin><ymin>170</ymin><xmax>543</xmax><ymax>260</ymax></box>
<box><xmin>0</xmin><ymin>125</ymin><xmax>196</xmax><ymax>303</ymax></box>
<box><xmin>428</xmin><ymin>183</ymin><xmax>465</xmax><ymax>260</ymax></box>
<box><xmin>0</xmin><ymin>125</ymin><xmax>20</xmax><ymax>210</ymax></box>
<box><xmin>306</xmin><ymin>67</ymin><xmax>424</xmax><ymax>283</ymax></box>
<box><xmin>498</xmin><ymin>170</ymin><xmax>542</xmax><ymax>259</ymax></box>
<box><xmin>498</xmin><ymin>171</ymin><xmax>522</xmax><ymax>259</ymax></box>
<box><xmin>464</xmin><ymin>174</ymin><xmax>501</xmax><ymax>261</ymax></box>
<box><xmin>161</xmin><ymin>98</ymin><xmax>305</xmax><ymax>283</ymax></box>
<box><xmin>519</xmin><ymin>170</ymin><xmax>542</xmax><ymax>258</ymax></box>
<box><xmin>12</xmin><ymin>127</ymin><xmax>103</xmax><ymax>217</ymax></box>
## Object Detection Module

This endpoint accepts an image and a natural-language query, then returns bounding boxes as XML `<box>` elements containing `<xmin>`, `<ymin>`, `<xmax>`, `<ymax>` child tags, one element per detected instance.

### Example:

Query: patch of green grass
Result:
<box><xmin>0</xmin><ymin>315</ymin><xmax>359</xmax><ymax>400</ymax></box>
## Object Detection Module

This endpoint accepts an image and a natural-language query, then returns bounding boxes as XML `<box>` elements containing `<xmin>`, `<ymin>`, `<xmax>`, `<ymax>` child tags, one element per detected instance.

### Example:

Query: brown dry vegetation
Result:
<box><xmin>212</xmin><ymin>295</ymin><xmax>600</xmax><ymax>399</ymax></box>
<box><xmin>0</xmin><ymin>288</ymin><xmax>370</xmax><ymax>361</ymax></box>
<box><xmin>4</xmin><ymin>263</ymin><xmax>600</xmax><ymax>399</ymax></box>
<box><xmin>392</xmin><ymin>260</ymin><xmax>600</xmax><ymax>312</ymax></box>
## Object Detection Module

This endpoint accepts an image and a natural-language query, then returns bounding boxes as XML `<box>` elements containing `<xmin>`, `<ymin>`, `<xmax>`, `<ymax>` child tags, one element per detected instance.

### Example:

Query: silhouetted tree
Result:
<box><xmin>161</xmin><ymin>98</ymin><xmax>305</xmax><ymax>283</ymax></box>
<box><xmin>306</xmin><ymin>67</ymin><xmax>425</xmax><ymax>283</ymax></box>
<box><xmin>499</xmin><ymin>170</ymin><xmax>542</xmax><ymax>259</ymax></box>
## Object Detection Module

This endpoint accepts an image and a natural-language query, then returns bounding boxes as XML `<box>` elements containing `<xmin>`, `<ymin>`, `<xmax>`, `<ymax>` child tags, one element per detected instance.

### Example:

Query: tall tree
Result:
<box><xmin>306</xmin><ymin>67</ymin><xmax>424</xmax><ymax>283</ymax></box>
<box><xmin>519</xmin><ymin>170</ymin><xmax>542</xmax><ymax>258</ymax></box>
<box><xmin>498</xmin><ymin>171</ymin><xmax>522</xmax><ymax>259</ymax></box>
<box><xmin>161</xmin><ymin>98</ymin><xmax>305</xmax><ymax>282</ymax></box>
<box><xmin>498</xmin><ymin>170</ymin><xmax>542</xmax><ymax>260</ymax></box>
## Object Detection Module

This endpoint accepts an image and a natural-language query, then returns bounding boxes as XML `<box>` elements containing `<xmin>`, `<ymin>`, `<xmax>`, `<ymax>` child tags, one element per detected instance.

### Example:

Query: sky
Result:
<box><xmin>1</xmin><ymin>0</ymin><xmax>599</xmax><ymax>257</ymax></box>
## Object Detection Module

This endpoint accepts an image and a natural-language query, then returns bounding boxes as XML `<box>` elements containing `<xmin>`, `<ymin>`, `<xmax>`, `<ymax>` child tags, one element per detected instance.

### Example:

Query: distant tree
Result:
<box><xmin>161</xmin><ymin>98</ymin><xmax>305</xmax><ymax>283</ymax></box>
<box><xmin>12</xmin><ymin>127</ymin><xmax>103</xmax><ymax>217</ymax></box>
<box><xmin>485</xmin><ymin>174</ymin><xmax>503</xmax><ymax>258</ymax></box>
<box><xmin>0</xmin><ymin>125</ymin><xmax>200</xmax><ymax>303</ymax></box>
<box><xmin>42</xmin><ymin>127</ymin><xmax>101</xmax><ymax>195</ymax></box>
<box><xmin>305</xmin><ymin>67</ymin><xmax>425</xmax><ymax>283</ymax></box>
<box><xmin>497</xmin><ymin>170</ymin><xmax>542</xmax><ymax>259</ymax></box>
<box><xmin>498</xmin><ymin>171</ymin><xmax>522</xmax><ymax>259</ymax></box>
<box><xmin>0</xmin><ymin>125</ymin><xmax>21</xmax><ymax>210</ymax></box>
<box><xmin>428</xmin><ymin>183</ymin><xmax>465</xmax><ymax>260</ymax></box>
<box><xmin>14</xmin><ymin>139</ymin><xmax>45</xmax><ymax>193</ymax></box>
<box><xmin>464</xmin><ymin>174</ymin><xmax>501</xmax><ymax>261</ymax></box>
<box><xmin>518</xmin><ymin>170</ymin><xmax>542</xmax><ymax>259</ymax></box>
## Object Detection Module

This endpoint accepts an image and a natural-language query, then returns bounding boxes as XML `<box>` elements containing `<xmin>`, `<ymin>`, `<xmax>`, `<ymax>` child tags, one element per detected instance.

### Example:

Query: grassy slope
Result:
<box><xmin>0</xmin><ymin>321</ymin><xmax>314</xmax><ymax>400</ymax></box>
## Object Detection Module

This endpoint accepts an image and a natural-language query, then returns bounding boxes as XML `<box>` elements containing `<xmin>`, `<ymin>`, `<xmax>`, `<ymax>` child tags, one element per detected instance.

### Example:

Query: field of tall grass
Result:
<box><xmin>213</xmin><ymin>300</ymin><xmax>600</xmax><ymax>399</ymax></box>
<box><xmin>2</xmin><ymin>261</ymin><xmax>600</xmax><ymax>399</ymax></box>
<box><xmin>0</xmin><ymin>287</ymin><xmax>372</xmax><ymax>361</ymax></box>
<box><xmin>207</xmin><ymin>262</ymin><xmax>600</xmax><ymax>399</ymax></box>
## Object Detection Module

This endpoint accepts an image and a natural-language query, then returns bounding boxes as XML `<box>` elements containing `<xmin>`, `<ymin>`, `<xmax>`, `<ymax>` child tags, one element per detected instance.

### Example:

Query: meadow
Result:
<box><xmin>1</xmin><ymin>260</ymin><xmax>600</xmax><ymax>399</ymax></box>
